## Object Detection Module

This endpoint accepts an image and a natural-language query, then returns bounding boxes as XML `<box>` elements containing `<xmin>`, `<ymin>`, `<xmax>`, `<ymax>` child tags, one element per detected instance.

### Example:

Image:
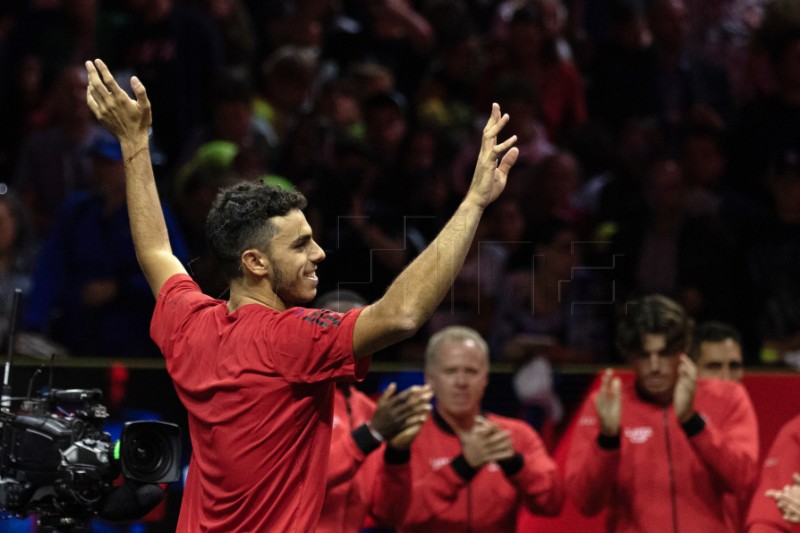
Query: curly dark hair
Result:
<box><xmin>616</xmin><ymin>294</ymin><xmax>693</xmax><ymax>358</ymax></box>
<box><xmin>205</xmin><ymin>181</ymin><xmax>307</xmax><ymax>280</ymax></box>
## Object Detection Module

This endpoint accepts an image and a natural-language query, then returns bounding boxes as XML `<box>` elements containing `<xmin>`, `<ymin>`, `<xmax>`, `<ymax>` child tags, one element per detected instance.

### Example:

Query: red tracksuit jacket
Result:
<box><xmin>746</xmin><ymin>413</ymin><xmax>800</xmax><ymax>533</ymax></box>
<box><xmin>566</xmin><ymin>376</ymin><xmax>759</xmax><ymax>533</ymax></box>
<box><xmin>397</xmin><ymin>409</ymin><xmax>564</xmax><ymax>532</ymax></box>
<box><xmin>316</xmin><ymin>385</ymin><xmax>410</xmax><ymax>533</ymax></box>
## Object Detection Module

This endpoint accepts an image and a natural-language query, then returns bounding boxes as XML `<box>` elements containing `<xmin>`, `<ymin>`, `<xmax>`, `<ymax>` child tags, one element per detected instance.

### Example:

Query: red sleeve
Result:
<box><xmin>327</xmin><ymin>392</ymin><xmax>377</xmax><ymax>488</ymax></box>
<box><xmin>327</xmin><ymin>426</ymin><xmax>370</xmax><ymax>488</ymax></box>
<box><xmin>746</xmin><ymin>416</ymin><xmax>800</xmax><ymax>533</ymax></box>
<box><xmin>690</xmin><ymin>382</ymin><xmax>760</xmax><ymax>494</ymax></box>
<box><xmin>150</xmin><ymin>274</ymin><xmax>217</xmax><ymax>355</ymax></box>
<box><xmin>368</xmin><ymin>456</ymin><xmax>412</xmax><ymax>526</ymax></box>
<box><xmin>564</xmin><ymin>394</ymin><xmax>620</xmax><ymax>516</ymax></box>
<box><xmin>501</xmin><ymin>418</ymin><xmax>565</xmax><ymax>516</ymax></box>
<box><xmin>265</xmin><ymin>306</ymin><xmax>370</xmax><ymax>383</ymax></box>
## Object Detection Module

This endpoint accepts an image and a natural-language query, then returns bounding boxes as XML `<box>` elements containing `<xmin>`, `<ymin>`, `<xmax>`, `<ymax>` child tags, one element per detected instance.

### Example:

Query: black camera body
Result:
<box><xmin>0</xmin><ymin>387</ymin><xmax>181</xmax><ymax>531</ymax></box>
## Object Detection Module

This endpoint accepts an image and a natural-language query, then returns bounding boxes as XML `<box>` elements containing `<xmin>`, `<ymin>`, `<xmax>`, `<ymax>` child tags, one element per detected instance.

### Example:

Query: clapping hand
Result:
<box><xmin>369</xmin><ymin>383</ymin><xmax>433</xmax><ymax>450</ymax></box>
<box><xmin>765</xmin><ymin>472</ymin><xmax>800</xmax><ymax>524</ymax></box>
<box><xmin>461</xmin><ymin>416</ymin><xmax>515</xmax><ymax>468</ymax></box>
<box><xmin>673</xmin><ymin>355</ymin><xmax>698</xmax><ymax>424</ymax></box>
<box><xmin>595</xmin><ymin>368</ymin><xmax>622</xmax><ymax>437</ymax></box>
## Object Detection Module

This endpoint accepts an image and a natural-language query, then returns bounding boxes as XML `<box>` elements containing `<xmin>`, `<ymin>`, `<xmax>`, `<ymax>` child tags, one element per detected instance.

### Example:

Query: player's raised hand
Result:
<box><xmin>465</xmin><ymin>103</ymin><xmax>519</xmax><ymax>210</ymax></box>
<box><xmin>85</xmin><ymin>59</ymin><xmax>151</xmax><ymax>143</ymax></box>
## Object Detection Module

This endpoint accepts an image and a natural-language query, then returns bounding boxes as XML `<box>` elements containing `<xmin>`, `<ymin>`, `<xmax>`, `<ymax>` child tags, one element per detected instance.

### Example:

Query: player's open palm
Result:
<box><xmin>466</xmin><ymin>103</ymin><xmax>519</xmax><ymax>209</ymax></box>
<box><xmin>85</xmin><ymin>59</ymin><xmax>151</xmax><ymax>142</ymax></box>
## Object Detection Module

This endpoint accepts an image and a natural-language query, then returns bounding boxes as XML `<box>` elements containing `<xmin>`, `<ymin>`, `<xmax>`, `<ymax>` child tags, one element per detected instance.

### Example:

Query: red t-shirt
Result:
<box><xmin>150</xmin><ymin>274</ymin><xmax>370</xmax><ymax>532</ymax></box>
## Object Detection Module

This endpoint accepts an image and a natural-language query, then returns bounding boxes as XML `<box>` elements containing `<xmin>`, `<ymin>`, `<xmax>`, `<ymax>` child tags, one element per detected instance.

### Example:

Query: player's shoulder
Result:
<box><xmin>696</xmin><ymin>377</ymin><xmax>747</xmax><ymax>398</ymax></box>
<box><xmin>695</xmin><ymin>378</ymin><xmax>752</xmax><ymax>417</ymax></box>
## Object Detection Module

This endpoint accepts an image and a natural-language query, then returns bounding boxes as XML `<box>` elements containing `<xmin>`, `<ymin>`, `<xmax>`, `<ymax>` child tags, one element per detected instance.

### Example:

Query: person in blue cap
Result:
<box><xmin>22</xmin><ymin>129</ymin><xmax>190</xmax><ymax>358</ymax></box>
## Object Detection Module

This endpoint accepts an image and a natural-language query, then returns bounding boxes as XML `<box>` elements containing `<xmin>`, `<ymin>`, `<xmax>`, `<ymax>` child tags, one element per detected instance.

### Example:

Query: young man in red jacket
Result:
<box><xmin>690</xmin><ymin>320</ymin><xmax>752</xmax><ymax>531</ymax></box>
<box><xmin>397</xmin><ymin>325</ymin><xmax>564</xmax><ymax>532</ymax></box>
<box><xmin>566</xmin><ymin>294</ymin><xmax>759</xmax><ymax>533</ymax></box>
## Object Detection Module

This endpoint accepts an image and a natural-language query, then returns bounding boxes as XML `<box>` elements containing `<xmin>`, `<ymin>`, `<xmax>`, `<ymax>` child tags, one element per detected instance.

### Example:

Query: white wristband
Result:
<box><xmin>367</xmin><ymin>423</ymin><xmax>384</xmax><ymax>443</ymax></box>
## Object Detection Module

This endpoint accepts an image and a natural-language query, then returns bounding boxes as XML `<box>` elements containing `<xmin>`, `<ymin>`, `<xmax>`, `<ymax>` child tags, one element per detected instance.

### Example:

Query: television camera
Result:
<box><xmin>0</xmin><ymin>290</ymin><xmax>181</xmax><ymax>531</ymax></box>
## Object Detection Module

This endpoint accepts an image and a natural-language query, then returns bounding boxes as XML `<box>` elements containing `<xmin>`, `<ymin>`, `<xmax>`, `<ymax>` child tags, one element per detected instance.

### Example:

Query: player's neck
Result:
<box><xmin>227</xmin><ymin>282</ymin><xmax>286</xmax><ymax>313</ymax></box>
<box><xmin>437</xmin><ymin>407</ymin><xmax>479</xmax><ymax>434</ymax></box>
<box><xmin>634</xmin><ymin>381</ymin><xmax>673</xmax><ymax>408</ymax></box>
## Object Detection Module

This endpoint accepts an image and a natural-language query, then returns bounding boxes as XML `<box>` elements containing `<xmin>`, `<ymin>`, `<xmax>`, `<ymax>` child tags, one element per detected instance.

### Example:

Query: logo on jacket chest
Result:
<box><xmin>430</xmin><ymin>457</ymin><xmax>451</xmax><ymax>470</ymax></box>
<box><xmin>624</xmin><ymin>426</ymin><xmax>654</xmax><ymax>444</ymax></box>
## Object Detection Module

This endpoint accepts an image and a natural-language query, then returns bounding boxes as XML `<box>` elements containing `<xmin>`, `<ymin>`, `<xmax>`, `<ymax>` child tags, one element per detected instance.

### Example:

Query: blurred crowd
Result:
<box><xmin>0</xmin><ymin>0</ymin><xmax>799</xmax><ymax>367</ymax></box>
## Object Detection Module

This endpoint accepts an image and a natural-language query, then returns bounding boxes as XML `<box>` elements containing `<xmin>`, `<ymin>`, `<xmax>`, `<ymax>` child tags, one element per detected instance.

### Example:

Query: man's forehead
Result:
<box><xmin>641</xmin><ymin>333</ymin><xmax>667</xmax><ymax>349</ymax></box>
<box><xmin>271</xmin><ymin>209</ymin><xmax>311</xmax><ymax>239</ymax></box>
<box><xmin>436</xmin><ymin>340</ymin><xmax>488</xmax><ymax>366</ymax></box>
<box><xmin>698</xmin><ymin>339</ymin><xmax>742</xmax><ymax>360</ymax></box>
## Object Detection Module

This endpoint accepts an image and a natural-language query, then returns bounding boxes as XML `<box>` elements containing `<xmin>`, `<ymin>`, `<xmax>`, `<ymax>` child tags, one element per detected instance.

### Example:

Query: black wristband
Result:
<box><xmin>450</xmin><ymin>455</ymin><xmax>479</xmax><ymax>481</ymax></box>
<box><xmin>597</xmin><ymin>433</ymin><xmax>621</xmax><ymax>450</ymax></box>
<box><xmin>352</xmin><ymin>424</ymin><xmax>382</xmax><ymax>455</ymax></box>
<box><xmin>498</xmin><ymin>452</ymin><xmax>524</xmax><ymax>476</ymax></box>
<box><xmin>680</xmin><ymin>412</ymin><xmax>706</xmax><ymax>438</ymax></box>
<box><xmin>384</xmin><ymin>445</ymin><xmax>411</xmax><ymax>465</ymax></box>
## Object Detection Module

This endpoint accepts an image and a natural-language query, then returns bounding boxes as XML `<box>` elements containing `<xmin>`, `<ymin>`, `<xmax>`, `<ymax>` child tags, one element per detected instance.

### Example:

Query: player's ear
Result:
<box><xmin>241</xmin><ymin>249</ymin><xmax>269</xmax><ymax>277</ymax></box>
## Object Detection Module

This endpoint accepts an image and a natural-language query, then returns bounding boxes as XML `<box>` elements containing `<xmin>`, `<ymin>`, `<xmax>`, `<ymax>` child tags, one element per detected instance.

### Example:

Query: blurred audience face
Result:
<box><xmin>648</xmin><ymin>0</ymin><xmax>689</xmax><ymax>52</ymax></box>
<box><xmin>214</xmin><ymin>100</ymin><xmax>252</xmax><ymax>145</ymax></box>
<box><xmin>426</xmin><ymin>338</ymin><xmax>488</xmax><ymax>420</ymax></box>
<box><xmin>680</xmin><ymin>134</ymin><xmax>725</xmax><ymax>189</ymax></box>
<box><xmin>509</xmin><ymin>12</ymin><xmax>543</xmax><ymax>59</ymax></box>
<box><xmin>537</xmin><ymin>227</ymin><xmax>580</xmax><ymax>280</ymax></box>
<box><xmin>489</xmin><ymin>198</ymin><xmax>526</xmax><ymax>243</ymax></box>
<box><xmin>537</xmin><ymin>152</ymin><xmax>581</xmax><ymax>209</ymax></box>
<box><xmin>364</xmin><ymin>101</ymin><xmax>407</xmax><ymax>158</ymax></box>
<box><xmin>645</xmin><ymin>159</ymin><xmax>686</xmax><ymax>216</ymax></box>
<box><xmin>504</xmin><ymin>96</ymin><xmax>540</xmax><ymax>145</ymax></box>
<box><xmin>53</xmin><ymin>65</ymin><xmax>90</xmax><ymax>124</ymax></box>
<box><xmin>92</xmin><ymin>155</ymin><xmax>126</xmax><ymax>205</ymax></box>
<box><xmin>535</xmin><ymin>0</ymin><xmax>563</xmax><ymax>41</ymax></box>
<box><xmin>695</xmin><ymin>338</ymin><xmax>744</xmax><ymax>382</ymax></box>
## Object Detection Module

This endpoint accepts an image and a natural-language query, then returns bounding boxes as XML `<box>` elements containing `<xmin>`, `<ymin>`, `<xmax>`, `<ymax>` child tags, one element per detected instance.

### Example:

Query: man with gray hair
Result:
<box><xmin>395</xmin><ymin>325</ymin><xmax>564</xmax><ymax>532</ymax></box>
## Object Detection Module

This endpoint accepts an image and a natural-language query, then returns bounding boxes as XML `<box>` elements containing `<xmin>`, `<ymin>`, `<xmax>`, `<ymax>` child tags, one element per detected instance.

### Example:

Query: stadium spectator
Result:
<box><xmin>22</xmin><ymin>130</ymin><xmax>188</xmax><ymax>358</ymax></box>
<box><xmin>690</xmin><ymin>320</ymin><xmax>755</xmax><ymax>531</ymax></box>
